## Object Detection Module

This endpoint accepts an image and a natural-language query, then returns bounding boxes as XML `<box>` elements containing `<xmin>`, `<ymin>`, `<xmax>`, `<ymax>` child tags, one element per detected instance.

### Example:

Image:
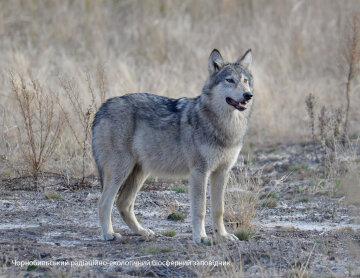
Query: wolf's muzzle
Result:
<box><xmin>243</xmin><ymin>93</ymin><xmax>253</xmax><ymax>101</ymax></box>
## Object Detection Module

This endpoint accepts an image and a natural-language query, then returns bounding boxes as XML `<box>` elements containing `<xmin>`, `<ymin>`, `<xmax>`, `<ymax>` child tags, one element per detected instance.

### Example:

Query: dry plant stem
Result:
<box><xmin>304</xmin><ymin>93</ymin><xmax>349</xmax><ymax>178</ymax></box>
<box><xmin>96</xmin><ymin>64</ymin><xmax>107</xmax><ymax>105</ymax></box>
<box><xmin>305</xmin><ymin>94</ymin><xmax>316</xmax><ymax>143</ymax></box>
<box><xmin>344</xmin><ymin>15</ymin><xmax>360</xmax><ymax>144</ymax></box>
<box><xmin>344</xmin><ymin>69</ymin><xmax>352</xmax><ymax>142</ymax></box>
<box><xmin>10</xmin><ymin>72</ymin><xmax>63</xmax><ymax>179</ymax></box>
<box><xmin>305</xmin><ymin>93</ymin><xmax>319</xmax><ymax>161</ymax></box>
<box><xmin>318</xmin><ymin>106</ymin><xmax>327</xmax><ymax>158</ymax></box>
<box><xmin>59</xmin><ymin>67</ymin><xmax>106</xmax><ymax>182</ymax></box>
<box><xmin>59</xmin><ymin>79</ymin><xmax>91</xmax><ymax>182</ymax></box>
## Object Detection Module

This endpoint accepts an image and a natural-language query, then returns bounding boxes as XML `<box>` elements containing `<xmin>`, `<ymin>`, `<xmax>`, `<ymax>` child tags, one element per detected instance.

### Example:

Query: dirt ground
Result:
<box><xmin>0</xmin><ymin>143</ymin><xmax>359</xmax><ymax>277</ymax></box>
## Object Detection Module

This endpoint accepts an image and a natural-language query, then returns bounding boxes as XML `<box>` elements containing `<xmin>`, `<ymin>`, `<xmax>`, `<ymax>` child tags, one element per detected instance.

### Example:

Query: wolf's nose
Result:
<box><xmin>243</xmin><ymin>93</ymin><xmax>253</xmax><ymax>101</ymax></box>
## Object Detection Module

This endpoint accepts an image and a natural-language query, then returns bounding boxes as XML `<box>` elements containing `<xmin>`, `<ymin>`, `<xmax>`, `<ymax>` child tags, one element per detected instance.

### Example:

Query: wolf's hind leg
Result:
<box><xmin>98</xmin><ymin>156</ymin><xmax>134</xmax><ymax>241</ymax></box>
<box><xmin>116</xmin><ymin>164</ymin><xmax>153</xmax><ymax>237</ymax></box>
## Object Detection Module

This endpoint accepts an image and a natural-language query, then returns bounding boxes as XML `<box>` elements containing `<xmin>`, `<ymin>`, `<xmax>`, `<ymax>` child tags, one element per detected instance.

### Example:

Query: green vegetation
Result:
<box><xmin>234</xmin><ymin>229</ymin><xmax>254</xmax><ymax>241</ymax></box>
<box><xmin>259</xmin><ymin>192</ymin><xmax>280</xmax><ymax>200</ymax></box>
<box><xmin>44</xmin><ymin>192</ymin><xmax>61</xmax><ymax>200</ymax></box>
<box><xmin>172</xmin><ymin>185</ymin><xmax>188</xmax><ymax>193</ymax></box>
<box><xmin>244</xmin><ymin>148</ymin><xmax>254</xmax><ymax>165</ymax></box>
<box><xmin>162</xmin><ymin>230</ymin><xmax>177</xmax><ymax>237</ymax></box>
<box><xmin>142</xmin><ymin>246</ymin><xmax>172</xmax><ymax>254</ymax></box>
<box><xmin>201</xmin><ymin>238</ymin><xmax>214</xmax><ymax>246</ymax></box>
<box><xmin>167</xmin><ymin>212</ymin><xmax>186</xmax><ymax>221</ymax></box>
<box><xmin>265</xmin><ymin>147</ymin><xmax>277</xmax><ymax>154</ymax></box>
<box><xmin>27</xmin><ymin>264</ymin><xmax>38</xmax><ymax>271</ymax></box>
<box><xmin>299</xmin><ymin>197</ymin><xmax>310</xmax><ymax>203</ymax></box>
<box><xmin>261</xmin><ymin>199</ymin><xmax>277</xmax><ymax>208</ymax></box>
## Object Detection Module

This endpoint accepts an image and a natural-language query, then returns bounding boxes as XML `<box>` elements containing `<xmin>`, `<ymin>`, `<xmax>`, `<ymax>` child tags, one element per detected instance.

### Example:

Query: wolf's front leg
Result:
<box><xmin>189</xmin><ymin>169</ymin><xmax>209</xmax><ymax>244</ymax></box>
<box><xmin>210</xmin><ymin>169</ymin><xmax>239</xmax><ymax>242</ymax></box>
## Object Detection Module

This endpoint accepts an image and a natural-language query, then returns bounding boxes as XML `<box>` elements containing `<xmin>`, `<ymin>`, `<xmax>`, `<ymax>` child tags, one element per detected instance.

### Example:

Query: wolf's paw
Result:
<box><xmin>137</xmin><ymin>228</ymin><xmax>155</xmax><ymax>237</ymax></box>
<box><xmin>215</xmin><ymin>232</ymin><xmax>239</xmax><ymax>242</ymax></box>
<box><xmin>103</xmin><ymin>232</ymin><xmax>122</xmax><ymax>241</ymax></box>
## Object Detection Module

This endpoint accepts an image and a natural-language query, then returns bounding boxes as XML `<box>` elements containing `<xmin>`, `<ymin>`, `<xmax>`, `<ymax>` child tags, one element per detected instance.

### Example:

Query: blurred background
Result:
<box><xmin>0</xmin><ymin>0</ymin><xmax>359</xmax><ymax>177</ymax></box>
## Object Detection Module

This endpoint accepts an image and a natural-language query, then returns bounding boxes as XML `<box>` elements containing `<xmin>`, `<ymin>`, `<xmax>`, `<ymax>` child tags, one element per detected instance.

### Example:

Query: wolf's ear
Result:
<box><xmin>236</xmin><ymin>49</ymin><xmax>252</xmax><ymax>71</ymax></box>
<box><xmin>208</xmin><ymin>49</ymin><xmax>224</xmax><ymax>75</ymax></box>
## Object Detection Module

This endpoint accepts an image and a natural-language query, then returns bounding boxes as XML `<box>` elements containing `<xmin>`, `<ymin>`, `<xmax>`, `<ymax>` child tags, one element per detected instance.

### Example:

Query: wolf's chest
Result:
<box><xmin>200</xmin><ymin>144</ymin><xmax>241</xmax><ymax>171</ymax></box>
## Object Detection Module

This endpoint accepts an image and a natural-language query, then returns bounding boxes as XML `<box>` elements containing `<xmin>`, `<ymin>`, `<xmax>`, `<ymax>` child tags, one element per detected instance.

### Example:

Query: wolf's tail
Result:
<box><xmin>92</xmin><ymin>109</ymin><xmax>104</xmax><ymax>191</ymax></box>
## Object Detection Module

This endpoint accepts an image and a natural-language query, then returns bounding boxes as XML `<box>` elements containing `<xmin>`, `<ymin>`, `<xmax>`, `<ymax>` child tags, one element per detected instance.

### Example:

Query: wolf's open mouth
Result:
<box><xmin>226</xmin><ymin>97</ymin><xmax>248</xmax><ymax>111</ymax></box>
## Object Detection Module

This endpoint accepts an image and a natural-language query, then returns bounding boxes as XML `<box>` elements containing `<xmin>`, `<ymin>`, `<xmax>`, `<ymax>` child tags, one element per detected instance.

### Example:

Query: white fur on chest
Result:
<box><xmin>200</xmin><ymin>143</ymin><xmax>242</xmax><ymax>172</ymax></box>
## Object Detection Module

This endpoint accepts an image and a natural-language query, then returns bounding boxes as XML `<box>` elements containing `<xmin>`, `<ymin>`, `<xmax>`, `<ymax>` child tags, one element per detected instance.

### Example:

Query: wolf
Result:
<box><xmin>92</xmin><ymin>49</ymin><xmax>253</xmax><ymax>244</ymax></box>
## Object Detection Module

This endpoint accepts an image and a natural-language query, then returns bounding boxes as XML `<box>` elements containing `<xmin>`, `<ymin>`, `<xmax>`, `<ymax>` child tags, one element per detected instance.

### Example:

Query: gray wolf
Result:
<box><xmin>92</xmin><ymin>49</ymin><xmax>253</xmax><ymax>243</ymax></box>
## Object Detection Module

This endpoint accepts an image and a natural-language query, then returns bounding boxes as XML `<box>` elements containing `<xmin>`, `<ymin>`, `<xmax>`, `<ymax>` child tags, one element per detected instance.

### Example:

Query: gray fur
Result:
<box><xmin>92</xmin><ymin>49</ymin><xmax>254</xmax><ymax>243</ymax></box>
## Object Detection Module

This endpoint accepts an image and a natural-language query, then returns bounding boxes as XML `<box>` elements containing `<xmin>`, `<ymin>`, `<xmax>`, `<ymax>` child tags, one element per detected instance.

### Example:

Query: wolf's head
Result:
<box><xmin>202</xmin><ymin>49</ymin><xmax>253</xmax><ymax>114</ymax></box>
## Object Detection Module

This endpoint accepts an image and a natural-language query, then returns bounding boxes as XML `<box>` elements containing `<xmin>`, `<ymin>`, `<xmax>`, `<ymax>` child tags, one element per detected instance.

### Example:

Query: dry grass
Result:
<box><xmin>224</xmin><ymin>164</ymin><xmax>261</xmax><ymax>233</ymax></box>
<box><xmin>344</xmin><ymin>15</ymin><xmax>360</xmax><ymax>139</ymax></box>
<box><xmin>339</xmin><ymin>163</ymin><xmax>360</xmax><ymax>205</ymax></box>
<box><xmin>1</xmin><ymin>0</ymin><xmax>360</xmax><ymax>177</ymax></box>
<box><xmin>59</xmin><ymin>65</ymin><xmax>107</xmax><ymax>182</ymax></box>
<box><xmin>0</xmin><ymin>2</ymin><xmax>359</xmax><ymax>248</ymax></box>
<box><xmin>304</xmin><ymin>17</ymin><xmax>360</xmax><ymax>187</ymax></box>
<box><xmin>305</xmin><ymin>12</ymin><xmax>360</xmax><ymax>148</ymax></box>
<box><xmin>9</xmin><ymin>72</ymin><xmax>63</xmax><ymax>178</ymax></box>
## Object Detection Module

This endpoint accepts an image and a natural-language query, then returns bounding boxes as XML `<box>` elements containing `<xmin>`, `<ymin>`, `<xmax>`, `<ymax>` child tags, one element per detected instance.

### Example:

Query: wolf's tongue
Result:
<box><xmin>241</xmin><ymin>101</ymin><xmax>247</xmax><ymax>106</ymax></box>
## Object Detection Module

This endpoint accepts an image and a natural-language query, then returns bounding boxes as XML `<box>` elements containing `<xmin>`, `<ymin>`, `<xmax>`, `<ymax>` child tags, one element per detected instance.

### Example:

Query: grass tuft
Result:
<box><xmin>172</xmin><ymin>185</ymin><xmax>188</xmax><ymax>193</ymax></box>
<box><xmin>261</xmin><ymin>199</ymin><xmax>277</xmax><ymax>208</ymax></box>
<box><xmin>167</xmin><ymin>212</ymin><xmax>186</xmax><ymax>221</ymax></box>
<box><xmin>162</xmin><ymin>230</ymin><xmax>177</xmax><ymax>237</ymax></box>
<box><xmin>234</xmin><ymin>229</ymin><xmax>254</xmax><ymax>241</ymax></box>
<box><xmin>44</xmin><ymin>192</ymin><xmax>61</xmax><ymax>200</ymax></box>
<box><xmin>142</xmin><ymin>246</ymin><xmax>172</xmax><ymax>254</ymax></box>
<box><xmin>299</xmin><ymin>197</ymin><xmax>310</xmax><ymax>203</ymax></box>
<box><xmin>259</xmin><ymin>192</ymin><xmax>280</xmax><ymax>200</ymax></box>
<box><xmin>201</xmin><ymin>238</ymin><xmax>215</xmax><ymax>246</ymax></box>
<box><xmin>27</xmin><ymin>264</ymin><xmax>38</xmax><ymax>271</ymax></box>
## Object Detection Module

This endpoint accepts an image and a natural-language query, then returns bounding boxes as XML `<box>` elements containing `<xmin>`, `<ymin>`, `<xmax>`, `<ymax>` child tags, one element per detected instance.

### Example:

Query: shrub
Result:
<box><xmin>10</xmin><ymin>73</ymin><xmax>63</xmax><ymax>179</ymax></box>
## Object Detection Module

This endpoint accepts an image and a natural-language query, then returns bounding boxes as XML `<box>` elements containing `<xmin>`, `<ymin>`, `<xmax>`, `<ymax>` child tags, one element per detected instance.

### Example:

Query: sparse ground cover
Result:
<box><xmin>1</xmin><ymin>143</ymin><xmax>359</xmax><ymax>277</ymax></box>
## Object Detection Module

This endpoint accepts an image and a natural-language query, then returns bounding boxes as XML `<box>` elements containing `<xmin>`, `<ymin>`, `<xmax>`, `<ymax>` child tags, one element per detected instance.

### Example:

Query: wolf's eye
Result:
<box><xmin>225</xmin><ymin>78</ymin><xmax>235</xmax><ymax>84</ymax></box>
<box><xmin>244</xmin><ymin>78</ymin><xmax>248</xmax><ymax>84</ymax></box>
